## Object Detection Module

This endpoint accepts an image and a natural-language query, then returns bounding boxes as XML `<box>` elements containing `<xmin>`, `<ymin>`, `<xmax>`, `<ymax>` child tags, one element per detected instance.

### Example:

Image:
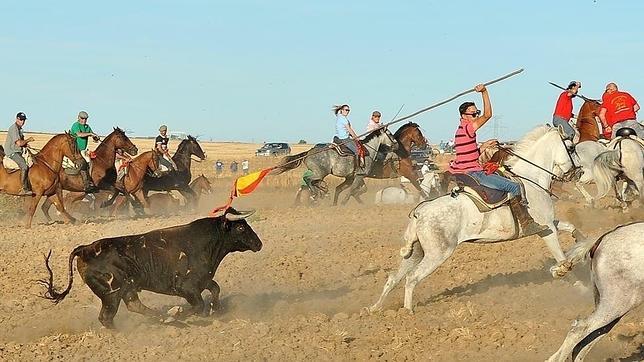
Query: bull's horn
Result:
<box><xmin>225</xmin><ymin>209</ymin><xmax>256</xmax><ymax>221</ymax></box>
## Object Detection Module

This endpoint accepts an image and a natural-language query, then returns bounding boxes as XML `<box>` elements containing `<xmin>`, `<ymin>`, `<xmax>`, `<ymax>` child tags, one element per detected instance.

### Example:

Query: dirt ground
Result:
<box><xmin>0</xmin><ymin>175</ymin><xmax>642</xmax><ymax>361</ymax></box>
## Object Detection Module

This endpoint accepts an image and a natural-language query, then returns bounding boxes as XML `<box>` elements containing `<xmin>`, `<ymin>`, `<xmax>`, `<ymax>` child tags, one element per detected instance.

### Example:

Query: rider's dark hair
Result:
<box><xmin>459</xmin><ymin>102</ymin><xmax>475</xmax><ymax>115</ymax></box>
<box><xmin>333</xmin><ymin>104</ymin><xmax>350</xmax><ymax>115</ymax></box>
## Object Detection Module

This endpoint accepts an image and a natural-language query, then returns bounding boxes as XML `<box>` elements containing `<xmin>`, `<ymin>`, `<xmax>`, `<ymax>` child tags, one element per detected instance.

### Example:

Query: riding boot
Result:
<box><xmin>508</xmin><ymin>195</ymin><xmax>553</xmax><ymax>237</ymax></box>
<box><xmin>80</xmin><ymin>170</ymin><xmax>98</xmax><ymax>193</ymax></box>
<box><xmin>19</xmin><ymin>169</ymin><xmax>33</xmax><ymax>195</ymax></box>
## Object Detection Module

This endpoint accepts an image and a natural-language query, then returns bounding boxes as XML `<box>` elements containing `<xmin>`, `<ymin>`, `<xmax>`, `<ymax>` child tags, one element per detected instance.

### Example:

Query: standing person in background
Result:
<box><xmin>4</xmin><ymin>112</ymin><xmax>35</xmax><ymax>195</ymax></box>
<box><xmin>215</xmin><ymin>160</ymin><xmax>224</xmax><ymax>176</ymax></box>
<box><xmin>599</xmin><ymin>82</ymin><xmax>642</xmax><ymax>139</ymax></box>
<box><xmin>552</xmin><ymin>81</ymin><xmax>581</xmax><ymax>140</ymax></box>
<box><xmin>70</xmin><ymin>111</ymin><xmax>100</xmax><ymax>192</ymax></box>
<box><xmin>366</xmin><ymin>110</ymin><xmax>382</xmax><ymax>132</ymax></box>
<box><xmin>230</xmin><ymin>161</ymin><xmax>238</xmax><ymax>174</ymax></box>
<box><xmin>241</xmin><ymin>159</ymin><xmax>249</xmax><ymax>175</ymax></box>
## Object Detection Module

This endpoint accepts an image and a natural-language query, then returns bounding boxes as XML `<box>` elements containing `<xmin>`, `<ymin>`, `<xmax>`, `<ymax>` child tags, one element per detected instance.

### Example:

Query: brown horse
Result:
<box><xmin>365</xmin><ymin>122</ymin><xmax>430</xmax><ymax>196</ymax></box>
<box><xmin>0</xmin><ymin>133</ymin><xmax>83</xmax><ymax>228</ymax></box>
<box><xmin>40</xmin><ymin>127</ymin><xmax>138</xmax><ymax>222</ymax></box>
<box><xmin>576</xmin><ymin>99</ymin><xmax>602</xmax><ymax>142</ymax></box>
<box><xmin>107</xmin><ymin>150</ymin><xmax>162</xmax><ymax>216</ymax></box>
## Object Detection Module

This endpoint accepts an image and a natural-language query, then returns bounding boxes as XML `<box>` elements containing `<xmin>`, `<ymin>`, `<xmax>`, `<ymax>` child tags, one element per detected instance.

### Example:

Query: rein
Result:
<box><xmin>505</xmin><ymin>149</ymin><xmax>566</xmax><ymax>182</ymax></box>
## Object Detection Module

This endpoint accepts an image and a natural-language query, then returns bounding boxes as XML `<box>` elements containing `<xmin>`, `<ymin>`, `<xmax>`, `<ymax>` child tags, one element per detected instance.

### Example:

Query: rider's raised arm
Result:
<box><xmin>471</xmin><ymin>85</ymin><xmax>493</xmax><ymax>131</ymax></box>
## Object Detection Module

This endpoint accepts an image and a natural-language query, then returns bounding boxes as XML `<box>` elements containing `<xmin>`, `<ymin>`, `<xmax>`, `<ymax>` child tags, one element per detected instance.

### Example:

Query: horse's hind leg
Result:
<box><xmin>369</xmin><ymin>242</ymin><xmax>424</xmax><ymax>313</ymax></box>
<box><xmin>333</xmin><ymin>177</ymin><xmax>353</xmax><ymax>206</ymax></box>
<box><xmin>546</xmin><ymin>303</ymin><xmax>626</xmax><ymax>362</ymax></box>
<box><xmin>403</xmin><ymin>242</ymin><xmax>456</xmax><ymax>312</ymax></box>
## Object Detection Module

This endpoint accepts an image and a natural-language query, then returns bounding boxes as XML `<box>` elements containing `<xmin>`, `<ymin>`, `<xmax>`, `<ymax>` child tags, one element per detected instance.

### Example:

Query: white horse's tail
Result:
<box><xmin>399</xmin><ymin>213</ymin><xmax>420</xmax><ymax>258</ymax></box>
<box><xmin>592</xmin><ymin>149</ymin><xmax>622</xmax><ymax>199</ymax></box>
<box><xmin>564</xmin><ymin>230</ymin><xmax>595</xmax><ymax>268</ymax></box>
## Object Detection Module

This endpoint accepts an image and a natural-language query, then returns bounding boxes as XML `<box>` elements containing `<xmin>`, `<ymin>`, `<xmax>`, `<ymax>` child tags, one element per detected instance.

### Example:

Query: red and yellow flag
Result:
<box><xmin>209</xmin><ymin>167</ymin><xmax>274</xmax><ymax>216</ymax></box>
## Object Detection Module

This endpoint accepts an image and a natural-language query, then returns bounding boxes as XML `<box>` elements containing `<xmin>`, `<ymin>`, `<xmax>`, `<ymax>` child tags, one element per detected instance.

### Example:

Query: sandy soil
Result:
<box><xmin>0</xmin><ymin>136</ymin><xmax>642</xmax><ymax>361</ymax></box>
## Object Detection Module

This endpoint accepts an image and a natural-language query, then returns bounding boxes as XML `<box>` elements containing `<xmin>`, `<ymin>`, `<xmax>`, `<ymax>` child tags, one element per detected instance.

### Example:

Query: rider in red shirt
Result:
<box><xmin>599</xmin><ymin>82</ymin><xmax>642</xmax><ymax>139</ymax></box>
<box><xmin>552</xmin><ymin>81</ymin><xmax>581</xmax><ymax>140</ymax></box>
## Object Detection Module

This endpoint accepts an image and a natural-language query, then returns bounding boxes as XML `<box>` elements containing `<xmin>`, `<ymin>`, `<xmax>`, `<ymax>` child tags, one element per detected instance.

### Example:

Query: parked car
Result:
<box><xmin>409</xmin><ymin>147</ymin><xmax>433</xmax><ymax>165</ymax></box>
<box><xmin>255</xmin><ymin>142</ymin><xmax>291</xmax><ymax>157</ymax></box>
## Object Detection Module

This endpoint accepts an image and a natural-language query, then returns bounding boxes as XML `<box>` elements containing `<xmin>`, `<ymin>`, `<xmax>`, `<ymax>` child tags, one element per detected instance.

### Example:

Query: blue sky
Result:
<box><xmin>1</xmin><ymin>1</ymin><xmax>642</xmax><ymax>143</ymax></box>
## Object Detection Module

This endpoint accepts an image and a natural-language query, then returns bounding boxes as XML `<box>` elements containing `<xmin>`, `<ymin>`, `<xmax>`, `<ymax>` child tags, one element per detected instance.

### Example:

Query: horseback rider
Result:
<box><xmin>114</xmin><ymin>148</ymin><xmax>132</xmax><ymax>189</ymax></box>
<box><xmin>4</xmin><ymin>112</ymin><xmax>35</xmax><ymax>195</ymax></box>
<box><xmin>599</xmin><ymin>82</ymin><xmax>642</xmax><ymax>139</ymax></box>
<box><xmin>552</xmin><ymin>81</ymin><xmax>581</xmax><ymax>140</ymax></box>
<box><xmin>333</xmin><ymin>104</ymin><xmax>360</xmax><ymax>155</ymax></box>
<box><xmin>449</xmin><ymin>84</ymin><xmax>551</xmax><ymax>237</ymax></box>
<box><xmin>156</xmin><ymin>125</ymin><xmax>178</xmax><ymax>172</ymax></box>
<box><xmin>69</xmin><ymin>111</ymin><xmax>99</xmax><ymax>192</ymax></box>
<box><xmin>366</xmin><ymin>110</ymin><xmax>382</xmax><ymax>132</ymax></box>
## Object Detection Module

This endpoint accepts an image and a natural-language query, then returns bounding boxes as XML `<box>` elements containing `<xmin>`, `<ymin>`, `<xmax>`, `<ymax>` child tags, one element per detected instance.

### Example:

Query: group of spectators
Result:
<box><xmin>215</xmin><ymin>159</ymin><xmax>249</xmax><ymax>176</ymax></box>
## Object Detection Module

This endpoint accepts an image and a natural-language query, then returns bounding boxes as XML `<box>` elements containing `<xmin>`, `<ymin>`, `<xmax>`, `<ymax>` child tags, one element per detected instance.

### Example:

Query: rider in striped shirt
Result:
<box><xmin>450</xmin><ymin>84</ymin><xmax>551</xmax><ymax>237</ymax></box>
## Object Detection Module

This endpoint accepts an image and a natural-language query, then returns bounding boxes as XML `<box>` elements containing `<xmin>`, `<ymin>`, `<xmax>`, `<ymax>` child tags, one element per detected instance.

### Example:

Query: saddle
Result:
<box><xmin>331</xmin><ymin>136</ymin><xmax>368</xmax><ymax>168</ymax></box>
<box><xmin>450</xmin><ymin>173</ymin><xmax>512</xmax><ymax>212</ymax></box>
<box><xmin>2</xmin><ymin>150</ymin><xmax>34</xmax><ymax>172</ymax></box>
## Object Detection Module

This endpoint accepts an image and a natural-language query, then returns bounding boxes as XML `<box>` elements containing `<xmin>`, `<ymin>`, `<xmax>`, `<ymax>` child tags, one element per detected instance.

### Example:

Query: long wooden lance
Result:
<box><xmin>357</xmin><ymin>68</ymin><xmax>525</xmax><ymax>139</ymax></box>
<box><xmin>547</xmin><ymin>81</ymin><xmax>596</xmax><ymax>103</ymax></box>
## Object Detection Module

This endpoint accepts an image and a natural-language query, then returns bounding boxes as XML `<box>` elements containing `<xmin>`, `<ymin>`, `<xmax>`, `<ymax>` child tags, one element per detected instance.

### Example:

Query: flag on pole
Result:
<box><xmin>209</xmin><ymin>167</ymin><xmax>274</xmax><ymax>216</ymax></box>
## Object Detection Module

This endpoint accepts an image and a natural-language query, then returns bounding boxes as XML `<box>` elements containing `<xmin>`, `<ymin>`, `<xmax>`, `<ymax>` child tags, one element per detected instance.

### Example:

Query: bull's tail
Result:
<box><xmin>270</xmin><ymin>151</ymin><xmax>309</xmax><ymax>175</ymax></box>
<box><xmin>37</xmin><ymin>247</ymin><xmax>83</xmax><ymax>304</ymax></box>
<box><xmin>592</xmin><ymin>149</ymin><xmax>622</xmax><ymax>199</ymax></box>
<box><xmin>399</xmin><ymin>213</ymin><xmax>420</xmax><ymax>259</ymax></box>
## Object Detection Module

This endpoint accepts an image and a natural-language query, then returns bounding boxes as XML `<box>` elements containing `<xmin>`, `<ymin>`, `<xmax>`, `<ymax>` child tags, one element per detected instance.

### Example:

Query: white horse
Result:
<box><xmin>571</xmin><ymin>140</ymin><xmax>606</xmax><ymax>203</ymax></box>
<box><xmin>547</xmin><ymin>222</ymin><xmax>644</xmax><ymax>361</ymax></box>
<box><xmin>369</xmin><ymin>126</ymin><xmax>579</xmax><ymax>313</ymax></box>
<box><xmin>375</xmin><ymin>172</ymin><xmax>441</xmax><ymax>205</ymax></box>
<box><xmin>592</xmin><ymin>138</ymin><xmax>644</xmax><ymax>208</ymax></box>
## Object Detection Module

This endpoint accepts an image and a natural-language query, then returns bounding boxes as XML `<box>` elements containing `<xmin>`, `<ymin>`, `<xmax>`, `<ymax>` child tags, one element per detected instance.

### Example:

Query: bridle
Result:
<box><xmin>504</xmin><ymin>131</ymin><xmax>582</xmax><ymax>193</ymax></box>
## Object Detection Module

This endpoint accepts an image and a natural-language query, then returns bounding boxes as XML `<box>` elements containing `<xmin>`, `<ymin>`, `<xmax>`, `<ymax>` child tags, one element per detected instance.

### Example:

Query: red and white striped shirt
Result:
<box><xmin>449</xmin><ymin>119</ymin><xmax>482</xmax><ymax>173</ymax></box>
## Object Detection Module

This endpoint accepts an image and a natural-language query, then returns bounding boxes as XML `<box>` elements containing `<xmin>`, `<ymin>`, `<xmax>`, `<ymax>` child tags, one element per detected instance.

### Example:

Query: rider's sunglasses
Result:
<box><xmin>343</xmin><ymin>108</ymin><xmax>350</xmax><ymax>112</ymax></box>
<box><xmin>464</xmin><ymin>110</ymin><xmax>481</xmax><ymax>117</ymax></box>
<box><xmin>80</xmin><ymin>117</ymin><xmax>88</xmax><ymax>120</ymax></box>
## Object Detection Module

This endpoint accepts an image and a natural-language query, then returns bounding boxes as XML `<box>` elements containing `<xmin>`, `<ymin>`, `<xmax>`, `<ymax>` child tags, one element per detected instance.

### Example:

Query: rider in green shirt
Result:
<box><xmin>69</xmin><ymin>111</ymin><xmax>100</xmax><ymax>192</ymax></box>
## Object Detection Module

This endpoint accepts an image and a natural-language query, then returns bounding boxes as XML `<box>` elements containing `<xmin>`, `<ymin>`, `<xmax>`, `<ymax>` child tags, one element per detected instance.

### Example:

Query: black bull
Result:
<box><xmin>39</xmin><ymin>208</ymin><xmax>262</xmax><ymax>329</ymax></box>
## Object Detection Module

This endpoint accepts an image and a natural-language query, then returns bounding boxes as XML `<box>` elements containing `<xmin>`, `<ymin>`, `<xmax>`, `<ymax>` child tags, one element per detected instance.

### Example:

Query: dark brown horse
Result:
<box><xmin>40</xmin><ymin>127</ymin><xmax>138</xmax><ymax>222</ymax></box>
<box><xmin>146</xmin><ymin>174</ymin><xmax>213</xmax><ymax>214</ymax></box>
<box><xmin>0</xmin><ymin>133</ymin><xmax>84</xmax><ymax>228</ymax></box>
<box><xmin>576</xmin><ymin>100</ymin><xmax>602</xmax><ymax>142</ymax></box>
<box><xmin>364</xmin><ymin>122</ymin><xmax>430</xmax><ymax>196</ymax></box>
<box><xmin>107</xmin><ymin>150</ymin><xmax>162</xmax><ymax>217</ymax></box>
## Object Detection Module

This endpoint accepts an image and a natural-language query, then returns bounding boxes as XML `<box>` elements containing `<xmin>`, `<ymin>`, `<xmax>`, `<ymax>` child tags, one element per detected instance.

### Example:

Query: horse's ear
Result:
<box><xmin>113</xmin><ymin>127</ymin><xmax>116</xmax><ymax>131</ymax></box>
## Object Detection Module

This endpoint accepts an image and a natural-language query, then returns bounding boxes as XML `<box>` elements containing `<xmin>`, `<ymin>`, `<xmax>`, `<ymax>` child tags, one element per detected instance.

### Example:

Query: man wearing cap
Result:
<box><xmin>552</xmin><ymin>81</ymin><xmax>581</xmax><ymax>140</ymax></box>
<box><xmin>155</xmin><ymin>125</ymin><xmax>177</xmax><ymax>172</ymax></box>
<box><xmin>70</xmin><ymin>111</ymin><xmax>100</xmax><ymax>192</ymax></box>
<box><xmin>599</xmin><ymin>82</ymin><xmax>642</xmax><ymax>139</ymax></box>
<box><xmin>4</xmin><ymin>112</ymin><xmax>35</xmax><ymax>195</ymax></box>
<box><xmin>366</xmin><ymin>110</ymin><xmax>382</xmax><ymax>132</ymax></box>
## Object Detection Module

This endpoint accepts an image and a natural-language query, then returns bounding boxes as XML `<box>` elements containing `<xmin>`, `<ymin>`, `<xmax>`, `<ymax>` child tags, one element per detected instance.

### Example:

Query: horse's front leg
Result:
<box><xmin>574</xmin><ymin>181</ymin><xmax>594</xmax><ymax>205</ymax></box>
<box><xmin>333</xmin><ymin>177</ymin><xmax>353</xmax><ymax>206</ymax></box>
<box><xmin>133</xmin><ymin>189</ymin><xmax>151</xmax><ymax>215</ymax></box>
<box><xmin>51</xmin><ymin>187</ymin><xmax>77</xmax><ymax>224</ymax></box>
<box><xmin>24</xmin><ymin>193</ymin><xmax>43</xmax><ymax>228</ymax></box>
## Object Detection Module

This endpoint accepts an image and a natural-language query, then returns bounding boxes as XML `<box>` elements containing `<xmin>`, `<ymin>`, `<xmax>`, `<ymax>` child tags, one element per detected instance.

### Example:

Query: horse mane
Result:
<box><xmin>510</xmin><ymin>125</ymin><xmax>555</xmax><ymax>156</ymax></box>
<box><xmin>394</xmin><ymin>122</ymin><xmax>418</xmax><ymax>138</ymax></box>
<box><xmin>362</xmin><ymin>128</ymin><xmax>384</xmax><ymax>143</ymax></box>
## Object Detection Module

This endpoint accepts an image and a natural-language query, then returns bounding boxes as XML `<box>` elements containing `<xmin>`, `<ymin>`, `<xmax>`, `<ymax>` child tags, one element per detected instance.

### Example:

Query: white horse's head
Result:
<box><xmin>507</xmin><ymin>125</ymin><xmax>580</xmax><ymax>184</ymax></box>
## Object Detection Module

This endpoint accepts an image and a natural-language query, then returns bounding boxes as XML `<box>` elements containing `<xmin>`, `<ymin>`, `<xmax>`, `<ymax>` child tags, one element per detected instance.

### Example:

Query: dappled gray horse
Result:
<box><xmin>547</xmin><ymin>222</ymin><xmax>644</xmax><ymax>361</ymax></box>
<box><xmin>272</xmin><ymin>128</ymin><xmax>398</xmax><ymax>205</ymax></box>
